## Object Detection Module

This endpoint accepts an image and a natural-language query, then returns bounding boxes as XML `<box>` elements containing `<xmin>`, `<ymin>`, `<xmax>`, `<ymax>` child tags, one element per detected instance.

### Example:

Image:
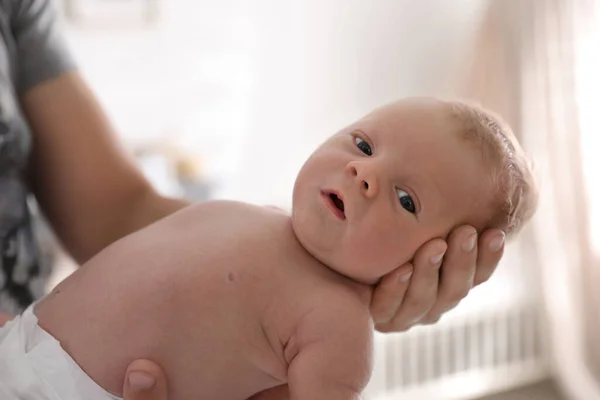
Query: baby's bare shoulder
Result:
<box><xmin>161</xmin><ymin>200</ymin><xmax>287</xmax><ymax>230</ymax></box>
<box><xmin>181</xmin><ymin>199</ymin><xmax>286</xmax><ymax>216</ymax></box>
<box><xmin>169</xmin><ymin>199</ymin><xmax>266</xmax><ymax>220</ymax></box>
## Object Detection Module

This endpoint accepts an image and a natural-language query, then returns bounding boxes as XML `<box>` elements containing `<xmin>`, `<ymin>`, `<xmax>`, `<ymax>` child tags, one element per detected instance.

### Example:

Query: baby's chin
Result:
<box><xmin>289</xmin><ymin>214</ymin><xmax>382</xmax><ymax>284</ymax></box>
<box><xmin>298</xmin><ymin>238</ymin><xmax>382</xmax><ymax>285</ymax></box>
<box><xmin>303</xmin><ymin>247</ymin><xmax>381</xmax><ymax>285</ymax></box>
<box><xmin>332</xmin><ymin>264</ymin><xmax>381</xmax><ymax>285</ymax></box>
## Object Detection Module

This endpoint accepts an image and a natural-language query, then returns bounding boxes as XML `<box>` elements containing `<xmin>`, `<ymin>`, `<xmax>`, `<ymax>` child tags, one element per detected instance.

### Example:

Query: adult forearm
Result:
<box><xmin>68</xmin><ymin>189</ymin><xmax>190</xmax><ymax>264</ymax></box>
<box><xmin>121</xmin><ymin>191</ymin><xmax>191</xmax><ymax>243</ymax></box>
<box><xmin>22</xmin><ymin>72</ymin><xmax>190</xmax><ymax>264</ymax></box>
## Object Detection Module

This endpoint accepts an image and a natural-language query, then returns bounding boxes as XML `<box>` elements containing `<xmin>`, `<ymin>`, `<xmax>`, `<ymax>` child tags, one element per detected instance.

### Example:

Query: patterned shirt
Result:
<box><xmin>0</xmin><ymin>0</ymin><xmax>75</xmax><ymax>314</ymax></box>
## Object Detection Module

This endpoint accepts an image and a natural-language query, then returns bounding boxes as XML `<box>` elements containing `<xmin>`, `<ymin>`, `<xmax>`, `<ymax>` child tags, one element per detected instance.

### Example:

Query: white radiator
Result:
<box><xmin>365</xmin><ymin>302</ymin><xmax>550</xmax><ymax>400</ymax></box>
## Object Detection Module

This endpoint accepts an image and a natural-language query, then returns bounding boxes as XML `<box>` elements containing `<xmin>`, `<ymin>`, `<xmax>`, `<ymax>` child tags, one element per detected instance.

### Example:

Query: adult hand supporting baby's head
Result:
<box><xmin>123</xmin><ymin>359</ymin><xmax>168</xmax><ymax>400</ymax></box>
<box><xmin>371</xmin><ymin>225</ymin><xmax>505</xmax><ymax>332</ymax></box>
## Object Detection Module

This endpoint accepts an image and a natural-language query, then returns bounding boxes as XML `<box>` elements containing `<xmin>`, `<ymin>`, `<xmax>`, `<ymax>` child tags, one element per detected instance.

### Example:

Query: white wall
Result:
<box><xmin>62</xmin><ymin>0</ymin><xmax>487</xmax><ymax>204</ymax></box>
<box><xmin>63</xmin><ymin>0</ymin><xmax>258</xmax><ymax>192</ymax></box>
<box><xmin>234</xmin><ymin>0</ymin><xmax>487</xmax><ymax>206</ymax></box>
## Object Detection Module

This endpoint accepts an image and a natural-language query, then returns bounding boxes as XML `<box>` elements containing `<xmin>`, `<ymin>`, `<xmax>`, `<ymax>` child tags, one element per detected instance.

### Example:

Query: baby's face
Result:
<box><xmin>291</xmin><ymin>98</ymin><xmax>495</xmax><ymax>284</ymax></box>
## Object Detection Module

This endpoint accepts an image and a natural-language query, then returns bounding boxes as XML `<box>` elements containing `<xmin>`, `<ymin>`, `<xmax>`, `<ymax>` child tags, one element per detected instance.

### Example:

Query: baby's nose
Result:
<box><xmin>346</xmin><ymin>161</ymin><xmax>379</xmax><ymax>198</ymax></box>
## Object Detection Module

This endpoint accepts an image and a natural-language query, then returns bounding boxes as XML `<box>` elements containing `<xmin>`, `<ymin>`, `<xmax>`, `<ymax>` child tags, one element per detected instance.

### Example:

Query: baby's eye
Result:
<box><xmin>354</xmin><ymin>137</ymin><xmax>372</xmax><ymax>156</ymax></box>
<box><xmin>396</xmin><ymin>189</ymin><xmax>416</xmax><ymax>214</ymax></box>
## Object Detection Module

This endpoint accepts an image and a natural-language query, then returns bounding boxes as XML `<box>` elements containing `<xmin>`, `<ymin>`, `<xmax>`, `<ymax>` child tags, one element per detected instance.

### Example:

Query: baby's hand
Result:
<box><xmin>122</xmin><ymin>359</ymin><xmax>168</xmax><ymax>400</ymax></box>
<box><xmin>371</xmin><ymin>226</ymin><xmax>505</xmax><ymax>332</ymax></box>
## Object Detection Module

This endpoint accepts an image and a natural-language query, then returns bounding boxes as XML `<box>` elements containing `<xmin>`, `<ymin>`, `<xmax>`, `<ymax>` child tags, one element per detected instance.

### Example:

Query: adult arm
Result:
<box><xmin>9</xmin><ymin>0</ymin><xmax>188</xmax><ymax>264</ymax></box>
<box><xmin>22</xmin><ymin>72</ymin><xmax>189</xmax><ymax>263</ymax></box>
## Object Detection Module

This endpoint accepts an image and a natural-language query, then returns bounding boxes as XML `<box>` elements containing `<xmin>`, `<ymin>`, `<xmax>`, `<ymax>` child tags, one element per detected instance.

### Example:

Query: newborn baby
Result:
<box><xmin>0</xmin><ymin>97</ymin><xmax>537</xmax><ymax>400</ymax></box>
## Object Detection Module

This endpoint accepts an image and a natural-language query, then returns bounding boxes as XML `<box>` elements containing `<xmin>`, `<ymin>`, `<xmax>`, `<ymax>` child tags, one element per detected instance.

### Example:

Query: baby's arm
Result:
<box><xmin>287</xmin><ymin>296</ymin><xmax>373</xmax><ymax>400</ymax></box>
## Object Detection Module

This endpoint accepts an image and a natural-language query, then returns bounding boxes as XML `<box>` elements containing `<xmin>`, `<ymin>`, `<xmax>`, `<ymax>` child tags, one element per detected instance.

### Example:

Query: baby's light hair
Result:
<box><xmin>443</xmin><ymin>100</ymin><xmax>538</xmax><ymax>237</ymax></box>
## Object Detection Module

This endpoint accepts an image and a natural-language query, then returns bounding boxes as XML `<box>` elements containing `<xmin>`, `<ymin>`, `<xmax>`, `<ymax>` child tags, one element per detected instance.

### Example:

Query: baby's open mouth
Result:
<box><xmin>329</xmin><ymin>193</ymin><xmax>345</xmax><ymax>213</ymax></box>
<box><xmin>322</xmin><ymin>190</ymin><xmax>346</xmax><ymax>220</ymax></box>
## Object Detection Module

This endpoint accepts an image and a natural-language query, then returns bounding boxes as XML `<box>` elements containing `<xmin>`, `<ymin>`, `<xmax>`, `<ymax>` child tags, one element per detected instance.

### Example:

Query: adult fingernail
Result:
<box><xmin>430</xmin><ymin>248</ymin><xmax>446</xmax><ymax>266</ymax></box>
<box><xmin>462</xmin><ymin>233</ymin><xmax>477</xmax><ymax>252</ymax></box>
<box><xmin>398</xmin><ymin>269</ymin><xmax>413</xmax><ymax>283</ymax></box>
<box><xmin>489</xmin><ymin>233</ymin><xmax>505</xmax><ymax>252</ymax></box>
<box><xmin>128</xmin><ymin>370</ymin><xmax>156</xmax><ymax>391</ymax></box>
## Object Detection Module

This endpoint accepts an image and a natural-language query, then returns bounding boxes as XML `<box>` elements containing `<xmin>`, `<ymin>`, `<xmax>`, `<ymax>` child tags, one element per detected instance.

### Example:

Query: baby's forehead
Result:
<box><xmin>350</xmin><ymin>107</ymin><xmax>463</xmax><ymax>155</ymax></box>
<box><xmin>358</xmin><ymin>99</ymin><xmax>454</xmax><ymax>133</ymax></box>
<box><xmin>369</xmin><ymin>97</ymin><xmax>448</xmax><ymax>118</ymax></box>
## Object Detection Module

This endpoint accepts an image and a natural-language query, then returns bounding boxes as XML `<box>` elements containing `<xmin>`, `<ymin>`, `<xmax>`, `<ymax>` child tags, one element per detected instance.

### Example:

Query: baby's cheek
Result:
<box><xmin>352</xmin><ymin>225</ymin><xmax>415</xmax><ymax>276</ymax></box>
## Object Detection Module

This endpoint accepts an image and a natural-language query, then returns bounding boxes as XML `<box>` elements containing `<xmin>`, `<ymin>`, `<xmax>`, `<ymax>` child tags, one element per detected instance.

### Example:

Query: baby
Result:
<box><xmin>0</xmin><ymin>97</ymin><xmax>537</xmax><ymax>400</ymax></box>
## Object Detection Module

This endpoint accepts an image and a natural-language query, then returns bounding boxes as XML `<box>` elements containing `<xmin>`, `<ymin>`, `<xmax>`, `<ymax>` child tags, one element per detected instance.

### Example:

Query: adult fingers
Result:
<box><xmin>473</xmin><ymin>229</ymin><xmax>505</xmax><ymax>286</ymax></box>
<box><xmin>370</xmin><ymin>263</ymin><xmax>414</xmax><ymax>325</ymax></box>
<box><xmin>376</xmin><ymin>239</ymin><xmax>446</xmax><ymax>332</ymax></box>
<box><xmin>420</xmin><ymin>225</ymin><xmax>478</xmax><ymax>322</ymax></box>
<box><xmin>122</xmin><ymin>359</ymin><xmax>168</xmax><ymax>400</ymax></box>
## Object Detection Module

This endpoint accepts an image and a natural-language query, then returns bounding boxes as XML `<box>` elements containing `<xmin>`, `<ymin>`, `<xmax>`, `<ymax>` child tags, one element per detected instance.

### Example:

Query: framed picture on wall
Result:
<box><xmin>62</xmin><ymin>0</ymin><xmax>161</xmax><ymax>28</ymax></box>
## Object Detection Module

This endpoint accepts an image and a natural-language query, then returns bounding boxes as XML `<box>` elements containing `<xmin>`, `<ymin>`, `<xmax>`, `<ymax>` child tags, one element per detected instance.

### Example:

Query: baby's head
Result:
<box><xmin>291</xmin><ymin>97</ymin><xmax>538</xmax><ymax>284</ymax></box>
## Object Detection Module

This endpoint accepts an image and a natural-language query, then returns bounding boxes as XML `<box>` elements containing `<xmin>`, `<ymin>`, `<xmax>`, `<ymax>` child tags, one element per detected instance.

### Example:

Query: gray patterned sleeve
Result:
<box><xmin>8</xmin><ymin>0</ymin><xmax>76</xmax><ymax>93</ymax></box>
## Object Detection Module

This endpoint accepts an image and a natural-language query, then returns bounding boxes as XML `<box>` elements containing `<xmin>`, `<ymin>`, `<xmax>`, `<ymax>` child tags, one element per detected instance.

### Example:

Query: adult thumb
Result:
<box><xmin>122</xmin><ymin>359</ymin><xmax>168</xmax><ymax>400</ymax></box>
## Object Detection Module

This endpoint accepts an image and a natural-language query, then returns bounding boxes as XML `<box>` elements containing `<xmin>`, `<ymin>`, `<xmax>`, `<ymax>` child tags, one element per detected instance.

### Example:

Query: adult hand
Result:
<box><xmin>122</xmin><ymin>359</ymin><xmax>168</xmax><ymax>400</ymax></box>
<box><xmin>0</xmin><ymin>312</ymin><xmax>12</xmax><ymax>326</ymax></box>
<box><xmin>0</xmin><ymin>305</ymin><xmax>284</xmax><ymax>399</ymax></box>
<box><xmin>120</xmin><ymin>360</ymin><xmax>291</xmax><ymax>400</ymax></box>
<box><xmin>371</xmin><ymin>226</ymin><xmax>505</xmax><ymax>332</ymax></box>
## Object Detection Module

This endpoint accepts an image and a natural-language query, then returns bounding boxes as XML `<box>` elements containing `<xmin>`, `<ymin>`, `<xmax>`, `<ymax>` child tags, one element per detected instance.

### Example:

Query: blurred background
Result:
<box><xmin>38</xmin><ymin>0</ymin><xmax>600</xmax><ymax>399</ymax></box>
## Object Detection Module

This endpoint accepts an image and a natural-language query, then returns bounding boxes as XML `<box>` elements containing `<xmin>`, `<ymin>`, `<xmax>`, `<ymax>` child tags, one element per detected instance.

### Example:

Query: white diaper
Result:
<box><xmin>0</xmin><ymin>305</ymin><xmax>121</xmax><ymax>400</ymax></box>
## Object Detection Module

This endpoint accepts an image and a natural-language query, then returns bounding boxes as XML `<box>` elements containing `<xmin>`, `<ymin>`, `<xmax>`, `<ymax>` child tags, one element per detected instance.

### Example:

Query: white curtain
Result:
<box><xmin>464</xmin><ymin>0</ymin><xmax>600</xmax><ymax>398</ymax></box>
<box><xmin>520</xmin><ymin>1</ymin><xmax>600</xmax><ymax>398</ymax></box>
